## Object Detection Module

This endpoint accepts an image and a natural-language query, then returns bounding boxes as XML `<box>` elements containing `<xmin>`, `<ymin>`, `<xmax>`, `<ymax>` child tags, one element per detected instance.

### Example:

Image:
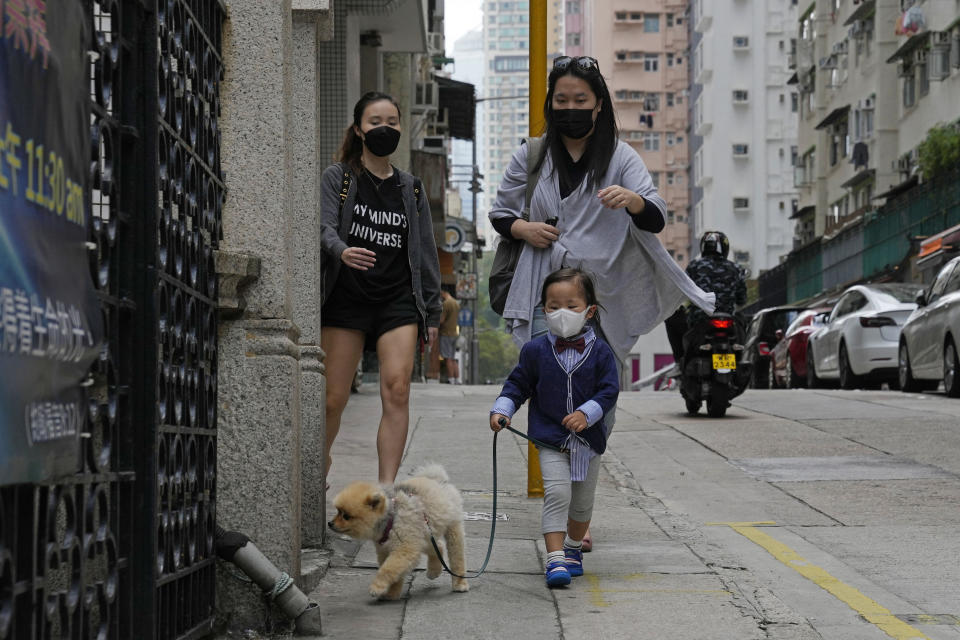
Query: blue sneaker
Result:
<box><xmin>564</xmin><ymin>547</ymin><xmax>584</xmax><ymax>577</ymax></box>
<box><xmin>545</xmin><ymin>559</ymin><xmax>571</xmax><ymax>587</ymax></box>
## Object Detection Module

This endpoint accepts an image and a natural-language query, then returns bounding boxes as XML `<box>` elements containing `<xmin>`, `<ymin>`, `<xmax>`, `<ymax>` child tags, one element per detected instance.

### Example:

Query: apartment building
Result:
<box><xmin>791</xmin><ymin>0</ymin><xmax>960</xmax><ymax>249</ymax></box>
<box><xmin>690</xmin><ymin>0</ymin><xmax>799</xmax><ymax>276</ymax></box>
<box><xmin>481</xmin><ymin>0</ymin><xmax>564</xmax><ymax>215</ymax></box>
<box><xmin>578</xmin><ymin>0</ymin><xmax>693</xmax><ymax>265</ymax></box>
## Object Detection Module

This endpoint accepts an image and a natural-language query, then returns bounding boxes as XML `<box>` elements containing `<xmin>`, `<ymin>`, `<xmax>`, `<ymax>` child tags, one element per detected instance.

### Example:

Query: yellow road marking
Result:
<box><xmin>710</xmin><ymin>522</ymin><xmax>930</xmax><ymax>640</ymax></box>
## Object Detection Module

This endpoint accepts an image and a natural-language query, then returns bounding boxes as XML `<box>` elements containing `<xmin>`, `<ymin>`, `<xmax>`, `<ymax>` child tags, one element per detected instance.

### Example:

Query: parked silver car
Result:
<box><xmin>898</xmin><ymin>256</ymin><xmax>960</xmax><ymax>396</ymax></box>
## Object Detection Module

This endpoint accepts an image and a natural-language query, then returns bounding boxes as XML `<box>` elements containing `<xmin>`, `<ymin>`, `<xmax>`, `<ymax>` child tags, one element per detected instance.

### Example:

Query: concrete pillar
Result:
<box><xmin>217</xmin><ymin>0</ymin><xmax>305</xmax><ymax>631</ymax></box>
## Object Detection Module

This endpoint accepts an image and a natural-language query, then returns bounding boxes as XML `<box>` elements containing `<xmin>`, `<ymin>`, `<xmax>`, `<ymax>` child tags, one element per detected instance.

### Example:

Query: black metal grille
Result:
<box><xmin>0</xmin><ymin>1</ymin><xmax>224</xmax><ymax>639</ymax></box>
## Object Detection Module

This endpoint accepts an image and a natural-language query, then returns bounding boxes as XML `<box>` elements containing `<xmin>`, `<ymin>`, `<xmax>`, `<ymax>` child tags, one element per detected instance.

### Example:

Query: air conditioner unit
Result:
<box><xmin>933</xmin><ymin>31</ymin><xmax>950</xmax><ymax>45</ymax></box>
<box><xmin>897</xmin><ymin>155</ymin><xmax>912</xmax><ymax>172</ymax></box>
<box><xmin>413</xmin><ymin>81</ymin><xmax>438</xmax><ymax>113</ymax></box>
<box><xmin>914</xmin><ymin>49</ymin><xmax>928</xmax><ymax>63</ymax></box>
<box><xmin>832</xmin><ymin>39</ymin><xmax>848</xmax><ymax>54</ymax></box>
<box><xmin>861</xmin><ymin>95</ymin><xmax>875</xmax><ymax>109</ymax></box>
<box><xmin>427</xmin><ymin>32</ymin><xmax>444</xmax><ymax>52</ymax></box>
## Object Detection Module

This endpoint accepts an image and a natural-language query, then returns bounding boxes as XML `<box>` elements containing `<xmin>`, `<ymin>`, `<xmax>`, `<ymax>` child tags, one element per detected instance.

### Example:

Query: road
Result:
<box><xmin>311</xmin><ymin>385</ymin><xmax>960</xmax><ymax>640</ymax></box>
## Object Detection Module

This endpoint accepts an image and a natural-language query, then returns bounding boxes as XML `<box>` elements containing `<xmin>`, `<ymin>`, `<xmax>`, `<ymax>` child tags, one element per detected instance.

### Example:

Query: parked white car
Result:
<box><xmin>807</xmin><ymin>283</ymin><xmax>924</xmax><ymax>389</ymax></box>
<box><xmin>898</xmin><ymin>256</ymin><xmax>960</xmax><ymax>396</ymax></box>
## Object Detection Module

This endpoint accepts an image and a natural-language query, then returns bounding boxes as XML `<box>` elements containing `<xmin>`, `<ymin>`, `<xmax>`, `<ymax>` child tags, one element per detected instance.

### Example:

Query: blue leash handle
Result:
<box><xmin>429</xmin><ymin>418</ymin><xmax>564</xmax><ymax>579</ymax></box>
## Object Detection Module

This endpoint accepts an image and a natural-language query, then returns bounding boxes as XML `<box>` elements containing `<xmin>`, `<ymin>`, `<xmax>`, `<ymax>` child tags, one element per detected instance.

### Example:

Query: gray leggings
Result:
<box><xmin>539</xmin><ymin>447</ymin><xmax>601</xmax><ymax>534</ymax></box>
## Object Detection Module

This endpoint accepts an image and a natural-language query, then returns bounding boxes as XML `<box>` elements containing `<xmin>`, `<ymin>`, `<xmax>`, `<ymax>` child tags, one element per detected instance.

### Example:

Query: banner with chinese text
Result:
<box><xmin>0</xmin><ymin>0</ymin><xmax>101</xmax><ymax>484</ymax></box>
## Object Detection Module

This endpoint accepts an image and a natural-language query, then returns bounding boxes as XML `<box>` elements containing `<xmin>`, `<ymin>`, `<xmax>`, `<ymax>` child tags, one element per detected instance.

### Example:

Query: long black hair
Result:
<box><xmin>533</xmin><ymin>62</ymin><xmax>619</xmax><ymax>192</ymax></box>
<box><xmin>337</xmin><ymin>91</ymin><xmax>402</xmax><ymax>171</ymax></box>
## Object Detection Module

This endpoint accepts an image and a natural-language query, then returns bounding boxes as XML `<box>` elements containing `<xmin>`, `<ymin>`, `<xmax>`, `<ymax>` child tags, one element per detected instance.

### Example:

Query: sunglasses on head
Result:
<box><xmin>553</xmin><ymin>56</ymin><xmax>599</xmax><ymax>72</ymax></box>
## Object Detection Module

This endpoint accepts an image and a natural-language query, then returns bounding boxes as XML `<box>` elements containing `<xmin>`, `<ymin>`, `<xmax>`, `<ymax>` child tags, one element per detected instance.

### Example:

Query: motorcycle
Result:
<box><xmin>679</xmin><ymin>313</ymin><xmax>750</xmax><ymax>417</ymax></box>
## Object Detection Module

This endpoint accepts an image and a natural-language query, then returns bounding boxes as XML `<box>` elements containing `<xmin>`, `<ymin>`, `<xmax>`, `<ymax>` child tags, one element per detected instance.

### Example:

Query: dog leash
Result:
<box><xmin>428</xmin><ymin>418</ymin><xmax>565</xmax><ymax>580</ymax></box>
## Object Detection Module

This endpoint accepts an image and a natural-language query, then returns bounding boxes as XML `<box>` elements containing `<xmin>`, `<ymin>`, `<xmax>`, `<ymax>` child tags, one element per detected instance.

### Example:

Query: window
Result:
<box><xmin>644</xmin><ymin>14</ymin><xmax>660</xmax><ymax>32</ymax></box>
<box><xmin>733</xmin><ymin>197</ymin><xmax>749</xmax><ymax>209</ymax></box>
<box><xmin>566</xmin><ymin>32</ymin><xmax>581</xmax><ymax>46</ymax></box>
<box><xmin>945</xmin><ymin>262</ymin><xmax>960</xmax><ymax>294</ymax></box>
<box><xmin>733</xmin><ymin>35</ymin><xmax>749</xmax><ymax>49</ymax></box>
<box><xmin>917</xmin><ymin>52</ymin><xmax>930</xmax><ymax>97</ymax></box>
<box><xmin>676</xmin><ymin>134</ymin><xmax>684</xmax><ymax>143</ymax></box>
<box><xmin>666</xmin><ymin>92</ymin><xmax>675</xmax><ymax>107</ymax></box>
<box><xmin>643</xmin><ymin>93</ymin><xmax>660</xmax><ymax>111</ymax></box>
<box><xmin>854</xmin><ymin>105</ymin><xmax>874</xmax><ymax>141</ymax></box>
<box><xmin>790</xmin><ymin>145</ymin><xmax>798</xmax><ymax>167</ymax></box>
<box><xmin>565</xmin><ymin>0</ymin><xmax>580</xmax><ymax>13</ymax></box>
<box><xmin>732</xmin><ymin>89</ymin><xmax>749</xmax><ymax>103</ymax></box>
<box><xmin>650</xmin><ymin>171</ymin><xmax>660</xmax><ymax>188</ymax></box>
<box><xmin>643</xmin><ymin>132</ymin><xmax>660</xmax><ymax>151</ymax></box>
<box><xmin>629</xmin><ymin>12</ymin><xmax>642</xmax><ymax>20</ymax></box>
<box><xmin>666</xmin><ymin>132</ymin><xmax>675</xmax><ymax>146</ymax></box>
<box><xmin>644</xmin><ymin>53</ymin><xmax>659</xmax><ymax>71</ymax></box>
<box><xmin>732</xmin><ymin>143</ymin><xmax>749</xmax><ymax>156</ymax></box>
<box><xmin>667</xmin><ymin>53</ymin><xmax>675</xmax><ymax>67</ymax></box>
<box><xmin>930</xmin><ymin>39</ymin><xmax>950</xmax><ymax>80</ymax></box>
<box><xmin>667</xmin><ymin>172</ymin><xmax>675</xmax><ymax>185</ymax></box>
<box><xmin>615</xmin><ymin>11</ymin><xmax>627</xmax><ymax>20</ymax></box>
<box><xmin>903</xmin><ymin>71</ymin><xmax>916</xmax><ymax>108</ymax></box>
<box><xmin>616</xmin><ymin>51</ymin><xmax>627</xmax><ymax>61</ymax></box>
<box><xmin>666</xmin><ymin>13</ymin><xmax>674</xmax><ymax>27</ymax></box>
<box><xmin>791</xmin><ymin>92</ymin><xmax>799</xmax><ymax>113</ymax></box>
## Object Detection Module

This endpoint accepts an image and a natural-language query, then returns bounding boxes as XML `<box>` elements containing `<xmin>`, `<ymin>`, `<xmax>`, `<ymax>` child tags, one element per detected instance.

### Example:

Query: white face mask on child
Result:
<box><xmin>545</xmin><ymin>308</ymin><xmax>590</xmax><ymax>338</ymax></box>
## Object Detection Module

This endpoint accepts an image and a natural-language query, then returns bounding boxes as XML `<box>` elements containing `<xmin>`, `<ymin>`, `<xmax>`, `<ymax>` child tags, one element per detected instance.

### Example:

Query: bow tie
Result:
<box><xmin>554</xmin><ymin>336</ymin><xmax>586</xmax><ymax>354</ymax></box>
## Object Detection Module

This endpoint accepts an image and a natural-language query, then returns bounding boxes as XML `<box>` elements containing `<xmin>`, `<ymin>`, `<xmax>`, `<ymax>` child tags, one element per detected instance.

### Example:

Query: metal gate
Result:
<box><xmin>0</xmin><ymin>1</ymin><xmax>225</xmax><ymax>638</ymax></box>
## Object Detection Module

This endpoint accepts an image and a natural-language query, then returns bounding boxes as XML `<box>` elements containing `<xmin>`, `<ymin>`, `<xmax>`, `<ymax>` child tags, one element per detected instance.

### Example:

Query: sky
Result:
<box><xmin>445</xmin><ymin>0</ymin><xmax>483</xmax><ymax>54</ymax></box>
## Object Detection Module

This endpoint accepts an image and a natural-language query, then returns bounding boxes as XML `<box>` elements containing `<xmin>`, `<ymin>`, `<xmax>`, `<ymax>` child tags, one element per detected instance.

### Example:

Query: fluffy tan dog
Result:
<box><xmin>328</xmin><ymin>464</ymin><xmax>470</xmax><ymax>599</ymax></box>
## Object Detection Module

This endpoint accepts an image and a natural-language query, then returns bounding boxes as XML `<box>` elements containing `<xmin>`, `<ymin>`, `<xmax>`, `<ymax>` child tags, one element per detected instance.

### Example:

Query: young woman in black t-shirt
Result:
<box><xmin>319</xmin><ymin>92</ymin><xmax>442</xmax><ymax>484</ymax></box>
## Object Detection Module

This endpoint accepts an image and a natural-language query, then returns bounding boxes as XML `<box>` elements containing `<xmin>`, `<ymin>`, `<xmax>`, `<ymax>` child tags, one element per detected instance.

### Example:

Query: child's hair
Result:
<box><xmin>539</xmin><ymin>267</ymin><xmax>600</xmax><ymax>309</ymax></box>
<box><xmin>336</xmin><ymin>91</ymin><xmax>402</xmax><ymax>171</ymax></box>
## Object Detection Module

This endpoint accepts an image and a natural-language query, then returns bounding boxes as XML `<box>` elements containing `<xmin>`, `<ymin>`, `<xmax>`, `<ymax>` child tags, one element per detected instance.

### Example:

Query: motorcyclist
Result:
<box><xmin>665</xmin><ymin>231</ymin><xmax>747</xmax><ymax>364</ymax></box>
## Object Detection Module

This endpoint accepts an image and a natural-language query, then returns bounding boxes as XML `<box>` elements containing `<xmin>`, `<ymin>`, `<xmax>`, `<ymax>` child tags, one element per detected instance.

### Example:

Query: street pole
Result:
<box><xmin>526</xmin><ymin>0</ymin><xmax>547</xmax><ymax>498</ymax></box>
<box><xmin>470</xmin><ymin>105</ymin><xmax>480</xmax><ymax>386</ymax></box>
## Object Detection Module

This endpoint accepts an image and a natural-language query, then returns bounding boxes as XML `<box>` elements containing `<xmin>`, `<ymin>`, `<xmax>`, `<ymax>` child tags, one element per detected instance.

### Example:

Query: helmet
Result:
<box><xmin>699</xmin><ymin>231</ymin><xmax>730</xmax><ymax>258</ymax></box>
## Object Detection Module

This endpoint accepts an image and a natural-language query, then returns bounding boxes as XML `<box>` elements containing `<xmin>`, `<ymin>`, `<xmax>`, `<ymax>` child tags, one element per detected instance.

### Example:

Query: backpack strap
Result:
<box><xmin>521</xmin><ymin>136</ymin><xmax>545</xmax><ymax>222</ymax></box>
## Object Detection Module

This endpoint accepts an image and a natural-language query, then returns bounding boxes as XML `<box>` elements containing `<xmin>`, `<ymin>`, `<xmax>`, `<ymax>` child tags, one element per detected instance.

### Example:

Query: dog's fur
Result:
<box><xmin>328</xmin><ymin>464</ymin><xmax>470</xmax><ymax>599</ymax></box>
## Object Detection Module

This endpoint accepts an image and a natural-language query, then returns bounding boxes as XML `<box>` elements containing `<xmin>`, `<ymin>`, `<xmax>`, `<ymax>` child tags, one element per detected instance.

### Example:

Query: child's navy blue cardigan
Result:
<box><xmin>499</xmin><ymin>334</ymin><xmax>620</xmax><ymax>454</ymax></box>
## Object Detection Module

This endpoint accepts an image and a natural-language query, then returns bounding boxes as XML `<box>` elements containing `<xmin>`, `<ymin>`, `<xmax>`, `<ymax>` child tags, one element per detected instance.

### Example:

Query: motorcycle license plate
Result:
<box><xmin>712</xmin><ymin>354</ymin><xmax>736</xmax><ymax>370</ymax></box>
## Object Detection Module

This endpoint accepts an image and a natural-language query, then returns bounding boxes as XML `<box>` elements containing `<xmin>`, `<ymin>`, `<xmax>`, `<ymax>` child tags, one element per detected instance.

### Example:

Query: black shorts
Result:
<box><xmin>322</xmin><ymin>283</ymin><xmax>421</xmax><ymax>351</ymax></box>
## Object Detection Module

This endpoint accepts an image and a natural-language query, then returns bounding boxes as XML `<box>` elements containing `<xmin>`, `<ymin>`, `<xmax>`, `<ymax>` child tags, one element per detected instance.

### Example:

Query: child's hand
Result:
<box><xmin>562</xmin><ymin>410</ymin><xmax>589</xmax><ymax>433</ymax></box>
<box><xmin>490</xmin><ymin>414</ymin><xmax>509</xmax><ymax>432</ymax></box>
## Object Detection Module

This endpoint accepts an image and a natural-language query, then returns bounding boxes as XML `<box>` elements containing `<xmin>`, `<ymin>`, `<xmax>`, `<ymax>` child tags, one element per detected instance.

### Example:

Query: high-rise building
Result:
<box><xmin>584</xmin><ymin>0</ymin><xmax>693</xmax><ymax>265</ymax></box>
<box><xmin>689</xmin><ymin>0</ymin><xmax>799</xmax><ymax>277</ymax></box>
<box><xmin>481</xmin><ymin>0</ymin><xmax>565</xmax><ymax>220</ymax></box>
<box><xmin>451</xmin><ymin>28</ymin><xmax>489</xmax><ymax>240</ymax></box>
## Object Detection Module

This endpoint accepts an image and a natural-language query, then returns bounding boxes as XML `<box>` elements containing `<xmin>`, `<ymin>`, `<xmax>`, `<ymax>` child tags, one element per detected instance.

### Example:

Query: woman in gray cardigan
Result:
<box><xmin>320</xmin><ymin>92</ymin><xmax>442</xmax><ymax>484</ymax></box>
<box><xmin>488</xmin><ymin>56</ymin><xmax>715</xmax><ymax>549</ymax></box>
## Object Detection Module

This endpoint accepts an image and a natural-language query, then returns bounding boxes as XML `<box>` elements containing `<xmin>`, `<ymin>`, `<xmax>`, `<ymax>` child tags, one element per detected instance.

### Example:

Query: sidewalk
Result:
<box><xmin>310</xmin><ymin>383</ymin><xmax>774</xmax><ymax>640</ymax></box>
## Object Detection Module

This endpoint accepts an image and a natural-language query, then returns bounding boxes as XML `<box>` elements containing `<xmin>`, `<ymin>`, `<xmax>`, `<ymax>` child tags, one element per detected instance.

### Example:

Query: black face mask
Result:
<box><xmin>362</xmin><ymin>125</ymin><xmax>401</xmax><ymax>157</ymax></box>
<box><xmin>553</xmin><ymin>109</ymin><xmax>595</xmax><ymax>139</ymax></box>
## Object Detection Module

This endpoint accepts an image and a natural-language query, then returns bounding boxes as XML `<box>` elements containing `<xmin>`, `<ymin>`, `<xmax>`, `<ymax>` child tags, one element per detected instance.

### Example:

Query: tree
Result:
<box><xmin>918</xmin><ymin>123</ymin><xmax>960</xmax><ymax>182</ymax></box>
<box><xmin>475</xmin><ymin>250</ymin><xmax>520</xmax><ymax>383</ymax></box>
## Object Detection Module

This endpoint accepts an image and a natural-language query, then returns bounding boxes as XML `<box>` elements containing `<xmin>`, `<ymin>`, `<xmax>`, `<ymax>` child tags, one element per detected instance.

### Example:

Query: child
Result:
<box><xmin>490</xmin><ymin>267</ymin><xmax>620</xmax><ymax>587</ymax></box>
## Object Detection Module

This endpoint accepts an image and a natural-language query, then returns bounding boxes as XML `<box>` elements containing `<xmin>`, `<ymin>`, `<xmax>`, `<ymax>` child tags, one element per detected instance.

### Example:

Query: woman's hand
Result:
<box><xmin>513</xmin><ymin>219</ymin><xmax>559</xmax><ymax>249</ymax></box>
<box><xmin>598</xmin><ymin>185</ymin><xmax>644</xmax><ymax>213</ymax></box>
<box><xmin>341</xmin><ymin>247</ymin><xmax>377</xmax><ymax>270</ymax></box>
<box><xmin>427</xmin><ymin>327</ymin><xmax>438</xmax><ymax>350</ymax></box>
<box><xmin>490</xmin><ymin>414</ymin><xmax>509</xmax><ymax>432</ymax></box>
<box><xmin>562</xmin><ymin>410</ymin><xmax>589</xmax><ymax>433</ymax></box>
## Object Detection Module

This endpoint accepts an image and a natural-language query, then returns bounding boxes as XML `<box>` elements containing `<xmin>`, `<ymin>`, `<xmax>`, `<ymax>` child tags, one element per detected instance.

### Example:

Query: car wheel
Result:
<box><xmin>785</xmin><ymin>353</ymin><xmax>803</xmax><ymax>389</ymax></box>
<box><xmin>898</xmin><ymin>341</ymin><xmax>922</xmax><ymax>393</ymax></box>
<box><xmin>751</xmin><ymin>356</ymin><xmax>770</xmax><ymax>389</ymax></box>
<box><xmin>806</xmin><ymin>348</ymin><xmax>821</xmax><ymax>388</ymax></box>
<box><xmin>685</xmin><ymin>397</ymin><xmax>701</xmax><ymax>415</ymax></box>
<box><xmin>945</xmin><ymin>338</ymin><xmax>960</xmax><ymax>398</ymax></box>
<box><xmin>839</xmin><ymin>343</ymin><xmax>861</xmax><ymax>390</ymax></box>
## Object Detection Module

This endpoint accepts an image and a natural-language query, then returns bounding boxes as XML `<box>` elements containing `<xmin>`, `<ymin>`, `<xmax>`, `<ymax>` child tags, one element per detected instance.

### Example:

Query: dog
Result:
<box><xmin>328</xmin><ymin>464</ymin><xmax>470</xmax><ymax>599</ymax></box>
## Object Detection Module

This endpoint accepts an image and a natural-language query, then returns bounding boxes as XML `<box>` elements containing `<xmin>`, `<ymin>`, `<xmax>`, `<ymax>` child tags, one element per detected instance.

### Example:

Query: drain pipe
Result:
<box><xmin>215</xmin><ymin>526</ymin><xmax>323</xmax><ymax>636</ymax></box>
